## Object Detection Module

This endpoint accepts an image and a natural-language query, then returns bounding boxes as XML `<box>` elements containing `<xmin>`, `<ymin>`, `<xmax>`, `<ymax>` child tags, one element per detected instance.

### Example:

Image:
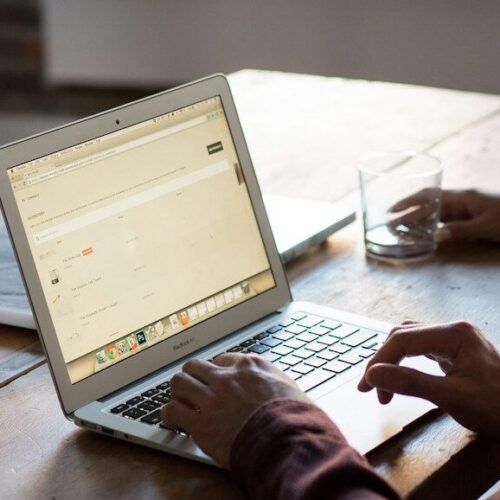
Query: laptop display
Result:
<box><xmin>7</xmin><ymin>96</ymin><xmax>275</xmax><ymax>383</ymax></box>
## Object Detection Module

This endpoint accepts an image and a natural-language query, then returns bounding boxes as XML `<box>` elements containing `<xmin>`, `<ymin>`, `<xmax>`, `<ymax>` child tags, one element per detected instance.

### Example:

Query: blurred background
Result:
<box><xmin>1</xmin><ymin>0</ymin><xmax>500</xmax><ymax>141</ymax></box>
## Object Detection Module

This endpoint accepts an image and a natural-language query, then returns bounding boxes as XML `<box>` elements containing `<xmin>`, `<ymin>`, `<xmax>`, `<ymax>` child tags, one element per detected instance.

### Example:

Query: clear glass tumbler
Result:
<box><xmin>359</xmin><ymin>151</ymin><xmax>442</xmax><ymax>259</ymax></box>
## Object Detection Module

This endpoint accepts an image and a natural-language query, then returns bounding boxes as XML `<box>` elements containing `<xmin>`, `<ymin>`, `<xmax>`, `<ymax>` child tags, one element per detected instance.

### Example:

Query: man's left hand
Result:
<box><xmin>161</xmin><ymin>353</ymin><xmax>309</xmax><ymax>468</ymax></box>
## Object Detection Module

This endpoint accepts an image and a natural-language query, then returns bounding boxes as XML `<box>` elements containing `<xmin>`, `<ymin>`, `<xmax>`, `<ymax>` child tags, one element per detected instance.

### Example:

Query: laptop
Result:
<box><xmin>0</xmin><ymin>74</ymin><xmax>437</xmax><ymax>465</ymax></box>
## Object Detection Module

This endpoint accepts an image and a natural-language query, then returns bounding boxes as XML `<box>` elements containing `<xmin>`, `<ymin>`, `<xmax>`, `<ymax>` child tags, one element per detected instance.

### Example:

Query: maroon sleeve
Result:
<box><xmin>230</xmin><ymin>399</ymin><xmax>400</xmax><ymax>500</ymax></box>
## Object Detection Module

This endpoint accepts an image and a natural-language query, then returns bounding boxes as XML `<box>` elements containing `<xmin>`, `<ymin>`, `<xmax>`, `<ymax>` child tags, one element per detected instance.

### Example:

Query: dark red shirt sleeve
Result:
<box><xmin>230</xmin><ymin>399</ymin><xmax>401</xmax><ymax>500</ymax></box>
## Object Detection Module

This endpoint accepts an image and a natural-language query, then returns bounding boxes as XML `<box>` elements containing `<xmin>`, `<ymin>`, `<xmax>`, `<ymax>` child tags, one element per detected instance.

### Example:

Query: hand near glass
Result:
<box><xmin>358</xmin><ymin>320</ymin><xmax>500</xmax><ymax>437</ymax></box>
<box><xmin>392</xmin><ymin>189</ymin><xmax>500</xmax><ymax>244</ymax></box>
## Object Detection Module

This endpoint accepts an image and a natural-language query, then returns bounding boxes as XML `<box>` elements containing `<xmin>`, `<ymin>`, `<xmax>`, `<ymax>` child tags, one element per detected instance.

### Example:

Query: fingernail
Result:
<box><xmin>434</xmin><ymin>227</ymin><xmax>451</xmax><ymax>243</ymax></box>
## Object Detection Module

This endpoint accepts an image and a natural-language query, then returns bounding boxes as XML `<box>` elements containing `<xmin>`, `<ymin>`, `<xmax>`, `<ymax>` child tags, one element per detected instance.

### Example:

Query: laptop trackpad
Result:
<box><xmin>312</xmin><ymin>356</ymin><xmax>440</xmax><ymax>455</ymax></box>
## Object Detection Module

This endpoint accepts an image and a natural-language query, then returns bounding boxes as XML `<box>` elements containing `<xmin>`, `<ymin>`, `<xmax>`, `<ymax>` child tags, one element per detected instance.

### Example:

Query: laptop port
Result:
<box><xmin>100</xmin><ymin>426</ymin><xmax>115</xmax><ymax>436</ymax></box>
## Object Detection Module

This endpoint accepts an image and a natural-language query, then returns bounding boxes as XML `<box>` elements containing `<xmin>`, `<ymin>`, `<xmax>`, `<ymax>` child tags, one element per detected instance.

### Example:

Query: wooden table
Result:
<box><xmin>1</xmin><ymin>70</ymin><xmax>500</xmax><ymax>499</ymax></box>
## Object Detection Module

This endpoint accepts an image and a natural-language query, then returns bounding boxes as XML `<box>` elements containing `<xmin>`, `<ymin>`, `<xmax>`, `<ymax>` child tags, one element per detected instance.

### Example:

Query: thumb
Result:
<box><xmin>366</xmin><ymin>363</ymin><xmax>448</xmax><ymax>406</ymax></box>
<box><xmin>434</xmin><ymin>217</ymin><xmax>486</xmax><ymax>243</ymax></box>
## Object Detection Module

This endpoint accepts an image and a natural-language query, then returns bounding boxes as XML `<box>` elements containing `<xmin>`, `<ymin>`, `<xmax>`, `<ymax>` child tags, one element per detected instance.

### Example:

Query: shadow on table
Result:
<box><xmin>40</xmin><ymin>428</ymin><xmax>242</xmax><ymax>500</ymax></box>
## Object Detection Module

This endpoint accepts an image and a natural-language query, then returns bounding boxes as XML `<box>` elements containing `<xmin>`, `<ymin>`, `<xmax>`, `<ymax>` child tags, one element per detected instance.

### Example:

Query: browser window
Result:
<box><xmin>8</xmin><ymin>96</ymin><xmax>275</xmax><ymax>383</ymax></box>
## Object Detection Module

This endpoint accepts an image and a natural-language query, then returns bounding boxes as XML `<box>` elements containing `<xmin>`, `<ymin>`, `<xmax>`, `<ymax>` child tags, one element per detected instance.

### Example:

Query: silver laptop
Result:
<box><xmin>0</xmin><ymin>75</ymin><xmax>438</xmax><ymax>465</ymax></box>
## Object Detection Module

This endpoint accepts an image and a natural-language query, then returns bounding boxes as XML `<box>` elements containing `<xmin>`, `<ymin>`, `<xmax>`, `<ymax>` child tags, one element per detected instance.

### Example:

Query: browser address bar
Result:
<box><xmin>26</xmin><ymin>114</ymin><xmax>209</xmax><ymax>186</ymax></box>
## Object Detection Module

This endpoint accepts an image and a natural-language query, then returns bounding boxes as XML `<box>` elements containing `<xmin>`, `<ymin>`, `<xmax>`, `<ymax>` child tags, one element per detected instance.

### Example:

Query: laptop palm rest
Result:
<box><xmin>310</xmin><ymin>356</ymin><xmax>440</xmax><ymax>455</ymax></box>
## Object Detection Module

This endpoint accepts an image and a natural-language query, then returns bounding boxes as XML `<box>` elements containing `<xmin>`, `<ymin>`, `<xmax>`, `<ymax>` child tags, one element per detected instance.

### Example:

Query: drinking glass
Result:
<box><xmin>358</xmin><ymin>151</ymin><xmax>442</xmax><ymax>259</ymax></box>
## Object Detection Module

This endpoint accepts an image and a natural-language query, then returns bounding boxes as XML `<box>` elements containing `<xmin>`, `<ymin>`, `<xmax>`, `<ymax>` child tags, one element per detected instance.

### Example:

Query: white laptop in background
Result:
<box><xmin>264</xmin><ymin>195</ymin><xmax>355</xmax><ymax>263</ymax></box>
<box><xmin>0</xmin><ymin>74</ymin><xmax>438</xmax><ymax>465</ymax></box>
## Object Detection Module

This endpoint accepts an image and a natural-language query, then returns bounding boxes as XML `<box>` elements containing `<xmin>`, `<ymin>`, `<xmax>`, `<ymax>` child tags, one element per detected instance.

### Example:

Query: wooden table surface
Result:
<box><xmin>1</xmin><ymin>70</ymin><xmax>500</xmax><ymax>499</ymax></box>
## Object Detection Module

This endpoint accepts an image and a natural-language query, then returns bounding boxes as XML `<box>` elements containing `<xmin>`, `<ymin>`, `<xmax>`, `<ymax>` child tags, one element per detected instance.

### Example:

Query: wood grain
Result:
<box><xmin>1</xmin><ymin>70</ymin><xmax>499</xmax><ymax>499</ymax></box>
<box><xmin>0</xmin><ymin>324</ymin><xmax>43</xmax><ymax>388</ymax></box>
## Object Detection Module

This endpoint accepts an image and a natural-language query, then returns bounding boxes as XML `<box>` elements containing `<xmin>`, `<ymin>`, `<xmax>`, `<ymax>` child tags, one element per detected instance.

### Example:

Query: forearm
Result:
<box><xmin>230</xmin><ymin>399</ymin><xmax>400</xmax><ymax>500</ymax></box>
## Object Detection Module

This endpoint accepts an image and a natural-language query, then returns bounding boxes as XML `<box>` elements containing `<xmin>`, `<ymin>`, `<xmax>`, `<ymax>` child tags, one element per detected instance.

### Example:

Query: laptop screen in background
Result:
<box><xmin>8</xmin><ymin>96</ymin><xmax>275</xmax><ymax>383</ymax></box>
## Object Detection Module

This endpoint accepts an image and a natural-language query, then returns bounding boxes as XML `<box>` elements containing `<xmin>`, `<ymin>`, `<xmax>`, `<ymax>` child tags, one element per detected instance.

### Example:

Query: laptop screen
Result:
<box><xmin>7</xmin><ymin>96</ymin><xmax>275</xmax><ymax>383</ymax></box>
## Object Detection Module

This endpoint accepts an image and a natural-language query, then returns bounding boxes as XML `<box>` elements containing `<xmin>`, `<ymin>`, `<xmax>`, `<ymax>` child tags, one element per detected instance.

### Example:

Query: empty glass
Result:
<box><xmin>358</xmin><ymin>151</ymin><xmax>442</xmax><ymax>259</ymax></box>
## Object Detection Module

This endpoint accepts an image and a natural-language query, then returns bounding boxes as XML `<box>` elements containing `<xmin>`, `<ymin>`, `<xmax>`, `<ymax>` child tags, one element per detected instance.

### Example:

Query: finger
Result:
<box><xmin>358</xmin><ymin>323</ymin><xmax>460</xmax><ymax>391</ymax></box>
<box><xmin>365</xmin><ymin>363</ymin><xmax>449</xmax><ymax>406</ymax></box>
<box><xmin>390</xmin><ymin>188</ymin><xmax>439</xmax><ymax>212</ymax></box>
<box><xmin>182</xmin><ymin>358</ymin><xmax>220</xmax><ymax>385</ymax></box>
<box><xmin>170</xmin><ymin>371</ymin><xmax>212</xmax><ymax>409</ymax></box>
<box><xmin>388</xmin><ymin>203</ymin><xmax>437</xmax><ymax>227</ymax></box>
<box><xmin>434</xmin><ymin>214</ymin><xmax>489</xmax><ymax>243</ymax></box>
<box><xmin>439</xmin><ymin>190</ymin><xmax>472</xmax><ymax>220</ymax></box>
<box><xmin>162</xmin><ymin>399</ymin><xmax>199</xmax><ymax>434</ymax></box>
<box><xmin>370</xmin><ymin>321</ymin><xmax>423</xmax><ymax>401</ymax></box>
<box><xmin>212</xmin><ymin>352</ymin><xmax>245</xmax><ymax>367</ymax></box>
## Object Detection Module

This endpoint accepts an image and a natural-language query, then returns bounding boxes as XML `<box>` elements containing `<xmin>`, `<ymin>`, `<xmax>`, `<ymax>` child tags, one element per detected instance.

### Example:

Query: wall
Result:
<box><xmin>42</xmin><ymin>0</ymin><xmax>500</xmax><ymax>94</ymax></box>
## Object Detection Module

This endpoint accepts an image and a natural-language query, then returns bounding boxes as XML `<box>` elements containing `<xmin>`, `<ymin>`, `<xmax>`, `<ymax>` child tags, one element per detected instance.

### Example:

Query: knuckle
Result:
<box><xmin>454</xmin><ymin>320</ymin><xmax>476</xmax><ymax>337</ymax></box>
<box><xmin>238</xmin><ymin>354</ymin><xmax>256</xmax><ymax>367</ymax></box>
<box><xmin>170</xmin><ymin>372</ymin><xmax>186</xmax><ymax>388</ymax></box>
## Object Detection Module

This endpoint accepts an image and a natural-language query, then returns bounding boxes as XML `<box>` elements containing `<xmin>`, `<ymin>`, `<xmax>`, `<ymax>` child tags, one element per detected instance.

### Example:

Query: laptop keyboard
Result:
<box><xmin>108</xmin><ymin>312</ymin><xmax>384</xmax><ymax>429</ymax></box>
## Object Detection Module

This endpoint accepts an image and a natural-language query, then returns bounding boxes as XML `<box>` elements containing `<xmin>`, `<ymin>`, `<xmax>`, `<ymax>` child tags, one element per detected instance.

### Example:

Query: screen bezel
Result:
<box><xmin>0</xmin><ymin>74</ymin><xmax>292</xmax><ymax>415</ymax></box>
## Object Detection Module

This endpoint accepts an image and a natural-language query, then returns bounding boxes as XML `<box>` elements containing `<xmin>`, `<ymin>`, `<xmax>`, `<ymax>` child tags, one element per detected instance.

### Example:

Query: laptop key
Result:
<box><xmin>284</xmin><ymin>324</ymin><xmax>307</xmax><ymax>335</ymax></box>
<box><xmin>317</xmin><ymin>350</ymin><xmax>339</xmax><ymax>361</ymax></box>
<box><xmin>296</xmin><ymin>369</ymin><xmax>336</xmax><ymax>392</ymax></box>
<box><xmin>126</xmin><ymin>396</ymin><xmax>145</xmax><ymax>406</ymax></box>
<box><xmin>156</xmin><ymin>381</ymin><xmax>170</xmax><ymax>391</ymax></box>
<box><xmin>110</xmin><ymin>403</ymin><xmax>129</xmax><ymax>414</ymax></box>
<box><xmin>266</xmin><ymin>325</ymin><xmax>282</xmax><ymax>334</ymax></box>
<box><xmin>272</xmin><ymin>360</ymin><xmax>290</xmax><ymax>371</ymax></box>
<box><xmin>341</xmin><ymin>330</ymin><xmax>377</xmax><ymax>348</ymax></box>
<box><xmin>297</xmin><ymin>315</ymin><xmax>324</xmax><ymax>328</ymax></box>
<box><xmin>288</xmin><ymin>372</ymin><xmax>303</xmax><ymax>381</ymax></box>
<box><xmin>271</xmin><ymin>345</ymin><xmax>294</xmax><ymax>356</ymax></box>
<box><xmin>291</xmin><ymin>363</ymin><xmax>314</xmax><ymax>375</ymax></box>
<box><xmin>141</xmin><ymin>409</ymin><xmax>163</xmax><ymax>425</ymax></box>
<box><xmin>317</xmin><ymin>335</ymin><xmax>338</xmax><ymax>346</ymax></box>
<box><xmin>338</xmin><ymin>353</ymin><xmax>364</xmax><ymax>365</ymax></box>
<box><xmin>273</xmin><ymin>330</ymin><xmax>295</xmax><ymax>341</ymax></box>
<box><xmin>290</xmin><ymin>312</ymin><xmax>307</xmax><ymax>321</ymax></box>
<box><xmin>254</xmin><ymin>332</ymin><xmax>269</xmax><ymax>340</ymax></box>
<box><xmin>142</xmin><ymin>388</ymin><xmax>160</xmax><ymax>398</ymax></box>
<box><xmin>284</xmin><ymin>338</ymin><xmax>306</xmax><ymax>350</ymax></box>
<box><xmin>329</xmin><ymin>324</ymin><xmax>360</xmax><ymax>339</ymax></box>
<box><xmin>321</xmin><ymin>320</ymin><xmax>342</xmax><ymax>331</ymax></box>
<box><xmin>304</xmin><ymin>357</ymin><xmax>327</xmax><ymax>368</ymax></box>
<box><xmin>123</xmin><ymin>407</ymin><xmax>148</xmax><ymax>420</ymax></box>
<box><xmin>227</xmin><ymin>345</ymin><xmax>244</xmax><ymax>352</ymax></box>
<box><xmin>248</xmin><ymin>343</ymin><xmax>270</xmax><ymax>354</ymax></box>
<box><xmin>296</xmin><ymin>332</ymin><xmax>318</xmax><ymax>343</ymax></box>
<box><xmin>240</xmin><ymin>339</ymin><xmax>256</xmax><ymax>348</ymax></box>
<box><xmin>139</xmin><ymin>401</ymin><xmax>161</xmax><ymax>412</ymax></box>
<box><xmin>323</xmin><ymin>360</ymin><xmax>352</xmax><ymax>374</ymax></box>
<box><xmin>304</xmin><ymin>341</ymin><xmax>326</xmax><ymax>353</ymax></box>
<box><xmin>261</xmin><ymin>351</ymin><xmax>280</xmax><ymax>363</ymax></box>
<box><xmin>279</xmin><ymin>318</ymin><xmax>295</xmax><ymax>327</ymax></box>
<box><xmin>330</xmin><ymin>344</ymin><xmax>351</xmax><ymax>354</ymax></box>
<box><xmin>308</xmin><ymin>325</ymin><xmax>331</xmax><ymax>336</ymax></box>
<box><xmin>358</xmin><ymin>348</ymin><xmax>376</xmax><ymax>359</ymax></box>
<box><xmin>278</xmin><ymin>354</ymin><xmax>303</xmax><ymax>366</ymax></box>
<box><xmin>260</xmin><ymin>337</ymin><xmax>282</xmax><ymax>348</ymax></box>
<box><xmin>152</xmin><ymin>394</ymin><xmax>170</xmax><ymax>405</ymax></box>
<box><xmin>293</xmin><ymin>347</ymin><xmax>315</xmax><ymax>359</ymax></box>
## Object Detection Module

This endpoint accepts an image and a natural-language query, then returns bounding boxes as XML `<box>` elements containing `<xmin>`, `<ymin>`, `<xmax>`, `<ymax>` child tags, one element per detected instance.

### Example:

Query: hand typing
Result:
<box><xmin>162</xmin><ymin>353</ymin><xmax>309</xmax><ymax>467</ymax></box>
<box><xmin>358</xmin><ymin>320</ymin><xmax>500</xmax><ymax>436</ymax></box>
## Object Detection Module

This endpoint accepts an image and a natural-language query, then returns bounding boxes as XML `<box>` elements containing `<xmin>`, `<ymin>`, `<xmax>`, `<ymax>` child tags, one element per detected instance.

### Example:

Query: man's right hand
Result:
<box><xmin>358</xmin><ymin>320</ymin><xmax>500</xmax><ymax>436</ymax></box>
